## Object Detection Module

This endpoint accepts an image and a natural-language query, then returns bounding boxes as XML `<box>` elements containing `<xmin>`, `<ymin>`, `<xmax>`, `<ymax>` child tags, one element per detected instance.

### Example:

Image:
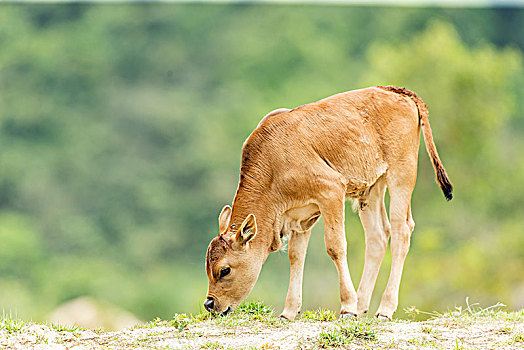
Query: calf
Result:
<box><xmin>204</xmin><ymin>86</ymin><xmax>452</xmax><ymax>320</ymax></box>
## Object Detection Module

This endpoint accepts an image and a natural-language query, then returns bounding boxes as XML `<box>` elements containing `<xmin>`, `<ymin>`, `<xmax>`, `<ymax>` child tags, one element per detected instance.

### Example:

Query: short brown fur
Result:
<box><xmin>377</xmin><ymin>86</ymin><xmax>453</xmax><ymax>200</ymax></box>
<box><xmin>204</xmin><ymin>86</ymin><xmax>452</xmax><ymax>320</ymax></box>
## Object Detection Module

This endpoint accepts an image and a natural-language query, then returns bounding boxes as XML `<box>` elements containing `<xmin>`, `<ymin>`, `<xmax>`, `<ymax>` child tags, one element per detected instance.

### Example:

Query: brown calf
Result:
<box><xmin>204</xmin><ymin>86</ymin><xmax>452</xmax><ymax>320</ymax></box>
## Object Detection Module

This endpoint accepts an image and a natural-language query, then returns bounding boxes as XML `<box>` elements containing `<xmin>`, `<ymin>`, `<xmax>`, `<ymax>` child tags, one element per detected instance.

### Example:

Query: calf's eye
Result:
<box><xmin>220</xmin><ymin>267</ymin><xmax>231</xmax><ymax>278</ymax></box>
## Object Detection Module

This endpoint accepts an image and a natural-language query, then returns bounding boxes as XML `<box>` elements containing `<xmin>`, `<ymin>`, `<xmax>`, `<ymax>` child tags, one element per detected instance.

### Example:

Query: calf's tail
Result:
<box><xmin>378</xmin><ymin>85</ymin><xmax>453</xmax><ymax>201</ymax></box>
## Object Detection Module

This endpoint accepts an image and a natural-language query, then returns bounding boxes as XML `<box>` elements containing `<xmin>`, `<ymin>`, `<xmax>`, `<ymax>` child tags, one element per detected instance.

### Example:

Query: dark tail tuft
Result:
<box><xmin>436</xmin><ymin>165</ymin><xmax>453</xmax><ymax>201</ymax></box>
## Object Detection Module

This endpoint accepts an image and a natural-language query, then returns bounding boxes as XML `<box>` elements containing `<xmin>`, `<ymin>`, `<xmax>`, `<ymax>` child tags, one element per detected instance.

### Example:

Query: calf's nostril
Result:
<box><xmin>204</xmin><ymin>298</ymin><xmax>214</xmax><ymax>312</ymax></box>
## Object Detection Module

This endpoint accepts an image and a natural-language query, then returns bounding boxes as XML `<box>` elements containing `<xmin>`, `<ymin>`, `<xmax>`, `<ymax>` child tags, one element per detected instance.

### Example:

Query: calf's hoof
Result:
<box><xmin>279</xmin><ymin>313</ymin><xmax>294</xmax><ymax>321</ymax></box>
<box><xmin>340</xmin><ymin>312</ymin><xmax>357</xmax><ymax>318</ymax></box>
<box><xmin>375</xmin><ymin>313</ymin><xmax>392</xmax><ymax>321</ymax></box>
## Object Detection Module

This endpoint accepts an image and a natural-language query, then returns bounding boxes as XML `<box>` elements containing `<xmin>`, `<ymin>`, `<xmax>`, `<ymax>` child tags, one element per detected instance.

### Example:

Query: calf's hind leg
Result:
<box><xmin>356</xmin><ymin>178</ymin><xmax>390</xmax><ymax>316</ymax></box>
<box><xmin>280</xmin><ymin>229</ymin><xmax>312</xmax><ymax>321</ymax></box>
<box><xmin>376</xmin><ymin>171</ymin><xmax>416</xmax><ymax>320</ymax></box>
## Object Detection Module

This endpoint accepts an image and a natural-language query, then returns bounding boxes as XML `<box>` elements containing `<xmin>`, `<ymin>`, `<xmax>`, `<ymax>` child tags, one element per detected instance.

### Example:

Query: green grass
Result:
<box><xmin>136</xmin><ymin>300</ymin><xmax>284</xmax><ymax>331</ymax></box>
<box><xmin>169</xmin><ymin>314</ymin><xmax>193</xmax><ymax>332</ymax></box>
<box><xmin>138</xmin><ymin>313</ymin><xmax>194</xmax><ymax>332</ymax></box>
<box><xmin>421</xmin><ymin>324</ymin><xmax>438</xmax><ymax>336</ymax></box>
<box><xmin>1</xmin><ymin>311</ymin><xmax>26</xmax><ymax>334</ymax></box>
<box><xmin>513</xmin><ymin>333</ymin><xmax>524</xmax><ymax>343</ymax></box>
<box><xmin>48</xmin><ymin>322</ymin><xmax>81</xmax><ymax>332</ymax></box>
<box><xmin>316</xmin><ymin>318</ymin><xmax>377</xmax><ymax>348</ymax></box>
<box><xmin>337</xmin><ymin>319</ymin><xmax>377</xmax><ymax>341</ymax></box>
<box><xmin>301</xmin><ymin>308</ymin><xmax>336</xmax><ymax>322</ymax></box>
<box><xmin>317</xmin><ymin>328</ymin><xmax>350</xmax><ymax>348</ymax></box>
<box><xmin>234</xmin><ymin>300</ymin><xmax>273</xmax><ymax>316</ymax></box>
<box><xmin>209</xmin><ymin>300</ymin><xmax>285</xmax><ymax>328</ymax></box>
<box><xmin>201</xmin><ymin>342</ymin><xmax>222</xmax><ymax>349</ymax></box>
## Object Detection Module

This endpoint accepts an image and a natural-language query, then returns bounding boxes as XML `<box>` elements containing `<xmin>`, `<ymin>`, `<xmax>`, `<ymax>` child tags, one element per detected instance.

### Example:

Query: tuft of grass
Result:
<box><xmin>48</xmin><ymin>322</ymin><xmax>80</xmax><ymax>332</ymax></box>
<box><xmin>404</xmin><ymin>305</ymin><xmax>421</xmax><ymax>321</ymax></box>
<box><xmin>421</xmin><ymin>325</ymin><xmax>433</xmax><ymax>334</ymax></box>
<box><xmin>513</xmin><ymin>333</ymin><xmax>524</xmax><ymax>343</ymax></box>
<box><xmin>301</xmin><ymin>308</ymin><xmax>336</xmax><ymax>322</ymax></box>
<box><xmin>317</xmin><ymin>329</ymin><xmax>349</xmax><ymax>348</ymax></box>
<box><xmin>496</xmin><ymin>325</ymin><xmax>512</xmax><ymax>335</ymax></box>
<box><xmin>454</xmin><ymin>338</ymin><xmax>467</xmax><ymax>350</ymax></box>
<box><xmin>316</xmin><ymin>319</ymin><xmax>376</xmax><ymax>348</ymax></box>
<box><xmin>139</xmin><ymin>313</ymin><xmax>198</xmax><ymax>331</ymax></box>
<box><xmin>35</xmin><ymin>334</ymin><xmax>49</xmax><ymax>344</ymax></box>
<box><xmin>420</xmin><ymin>324</ymin><xmax>441</xmax><ymax>338</ymax></box>
<box><xmin>1</xmin><ymin>312</ymin><xmax>26</xmax><ymax>334</ymax></box>
<box><xmin>136</xmin><ymin>317</ymin><xmax>166</xmax><ymax>329</ymax></box>
<box><xmin>168</xmin><ymin>314</ymin><xmax>193</xmax><ymax>332</ymax></box>
<box><xmin>464</xmin><ymin>297</ymin><xmax>506</xmax><ymax>317</ymax></box>
<box><xmin>192</xmin><ymin>311</ymin><xmax>214</xmax><ymax>322</ymax></box>
<box><xmin>233</xmin><ymin>301</ymin><xmax>284</xmax><ymax>327</ymax></box>
<box><xmin>91</xmin><ymin>326</ymin><xmax>107</xmax><ymax>334</ymax></box>
<box><xmin>338</xmin><ymin>320</ymin><xmax>377</xmax><ymax>341</ymax></box>
<box><xmin>403</xmin><ymin>299</ymin><xmax>513</xmax><ymax>323</ymax></box>
<box><xmin>234</xmin><ymin>301</ymin><xmax>273</xmax><ymax>316</ymax></box>
<box><xmin>190</xmin><ymin>301</ymin><xmax>285</xmax><ymax>328</ymax></box>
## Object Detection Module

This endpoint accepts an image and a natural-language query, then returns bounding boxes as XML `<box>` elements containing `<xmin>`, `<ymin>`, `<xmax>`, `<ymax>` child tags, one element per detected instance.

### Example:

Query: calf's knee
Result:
<box><xmin>366</xmin><ymin>235</ymin><xmax>388</xmax><ymax>259</ymax></box>
<box><xmin>327</xmin><ymin>247</ymin><xmax>346</xmax><ymax>260</ymax></box>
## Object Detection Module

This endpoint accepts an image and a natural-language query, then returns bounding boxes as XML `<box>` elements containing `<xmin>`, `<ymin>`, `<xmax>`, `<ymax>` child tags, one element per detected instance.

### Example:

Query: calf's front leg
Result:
<box><xmin>319</xmin><ymin>193</ymin><xmax>358</xmax><ymax>316</ymax></box>
<box><xmin>280</xmin><ymin>229</ymin><xmax>311</xmax><ymax>321</ymax></box>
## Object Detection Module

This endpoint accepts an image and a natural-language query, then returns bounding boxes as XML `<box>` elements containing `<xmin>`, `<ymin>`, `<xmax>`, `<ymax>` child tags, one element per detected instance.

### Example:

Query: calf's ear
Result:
<box><xmin>235</xmin><ymin>214</ymin><xmax>257</xmax><ymax>245</ymax></box>
<box><xmin>218</xmin><ymin>205</ymin><xmax>232</xmax><ymax>234</ymax></box>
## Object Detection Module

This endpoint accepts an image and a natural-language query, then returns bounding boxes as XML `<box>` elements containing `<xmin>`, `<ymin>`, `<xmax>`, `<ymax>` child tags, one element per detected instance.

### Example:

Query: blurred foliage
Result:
<box><xmin>0</xmin><ymin>4</ymin><xmax>522</xmax><ymax>321</ymax></box>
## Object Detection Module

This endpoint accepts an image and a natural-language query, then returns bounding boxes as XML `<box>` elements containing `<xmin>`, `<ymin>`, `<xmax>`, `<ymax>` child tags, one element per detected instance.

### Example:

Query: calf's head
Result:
<box><xmin>204</xmin><ymin>205</ymin><xmax>262</xmax><ymax>314</ymax></box>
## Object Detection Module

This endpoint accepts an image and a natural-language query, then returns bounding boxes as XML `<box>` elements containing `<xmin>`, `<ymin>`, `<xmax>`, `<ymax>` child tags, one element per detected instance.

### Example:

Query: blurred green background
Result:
<box><xmin>0</xmin><ymin>3</ymin><xmax>523</xmax><ymax>322</ymax></box>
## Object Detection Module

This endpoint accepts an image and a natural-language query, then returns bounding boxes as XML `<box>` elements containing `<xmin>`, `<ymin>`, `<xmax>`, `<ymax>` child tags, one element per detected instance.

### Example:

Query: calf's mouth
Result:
<box><xmin>220</xmin><ymin>306</ymin><xmax>232</xmax><ymax>316</ymax></box>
